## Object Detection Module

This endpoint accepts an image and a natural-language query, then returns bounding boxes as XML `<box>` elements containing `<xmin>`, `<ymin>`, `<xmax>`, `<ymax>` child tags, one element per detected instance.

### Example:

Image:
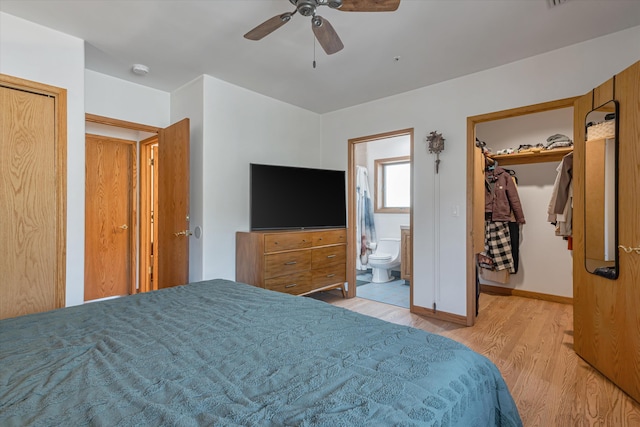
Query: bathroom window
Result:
<box><xmin>374</xmin><ymin>156</ymin><xmax>410</xmax><ymax>213</ymax></box>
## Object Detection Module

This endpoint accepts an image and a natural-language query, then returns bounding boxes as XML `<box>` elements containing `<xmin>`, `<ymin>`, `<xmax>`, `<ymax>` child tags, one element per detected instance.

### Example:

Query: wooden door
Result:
<box><xmin>156</xmin><ymin>118</ymin><xmax>190</xmax><ymax>289</ymax></box>
<box><xmin>573</xmin><ymin>61</ymin><xmax>640</xmax><ymax>403</ymax></box>
<box><xmin>84</xmin><ymin>135</ymin><xmax>135</xmax><ymax>301</ymax></box>
<box><xmin>0</xmin><ymin>77</ymin><xmax>66</xmax><ymax>319</ymax></box>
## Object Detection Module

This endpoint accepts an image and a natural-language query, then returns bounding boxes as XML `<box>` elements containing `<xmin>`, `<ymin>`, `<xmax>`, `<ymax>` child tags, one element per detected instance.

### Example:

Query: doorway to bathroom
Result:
<box><xmin>347</xmin><ymin>129</ymin><xmax>413</xmax><ymax>309</ymax></box>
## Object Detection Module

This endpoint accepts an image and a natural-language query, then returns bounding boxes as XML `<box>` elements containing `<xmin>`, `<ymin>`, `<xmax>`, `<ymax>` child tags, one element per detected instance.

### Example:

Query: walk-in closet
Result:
<box><xmin>475</xmin><ymin>107</ymin><xmax>575</xmax><ymax>301</ymax></box>
<box><xmin>467</xmin><ymin>60</ymin><xmax>640</xmax><ymax>404</ymax></box>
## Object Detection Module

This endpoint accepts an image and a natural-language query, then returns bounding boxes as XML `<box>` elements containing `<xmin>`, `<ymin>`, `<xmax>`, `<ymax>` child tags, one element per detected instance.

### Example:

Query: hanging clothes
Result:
<box><xmin>485</xmin><ymin>166</ymin><xmax>526</xmax><ymax>224</ymax></box>
<box><xmin>482</xmin><ymin>165</ymin><xmax>525</xmax><ymax>274</ymax></box>
<box><xmin>356</xmin><ymin>166</ymin><xmax>377</xmax><ymax>270</ymax></box>
<box><xmin>504</xmin><ymin>169</ymin><xmax>521</xmax><ymax>273</ymax></box>
<box><xmin>483</xmin><ymin>221</ymin><xmax>515</xmax><ymax>273</ymax></box>
<box><xmin>508</xmin><ymin>222</ymin><xmax>520</xmax><ymax>274</ymax></box>
<box><xmin>547</xmin><ymin>152</ymin><xmax>573</xmax><ymax>238</ymax></box>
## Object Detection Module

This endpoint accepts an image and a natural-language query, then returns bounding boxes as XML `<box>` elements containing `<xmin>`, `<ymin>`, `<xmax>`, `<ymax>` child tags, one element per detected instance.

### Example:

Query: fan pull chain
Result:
<box><xmin>313</xmin><ymin>34</ymin><xmax>316</xmax><ymax>69</ymax></box>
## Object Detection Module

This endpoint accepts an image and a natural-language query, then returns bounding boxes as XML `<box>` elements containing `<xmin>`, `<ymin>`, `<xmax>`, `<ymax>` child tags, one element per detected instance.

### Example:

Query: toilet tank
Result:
<box><xmin>376</xmin><ymin>238</ymin><xmax>401</xmax><ymax>260</ymax></box>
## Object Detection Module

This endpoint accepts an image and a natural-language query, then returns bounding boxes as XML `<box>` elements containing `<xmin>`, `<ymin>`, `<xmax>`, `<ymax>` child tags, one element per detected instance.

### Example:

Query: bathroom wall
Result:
<box><xmin>365</xmin><ymin>135</ymin><xmax>411</xmax><ymax>241</ymax></box>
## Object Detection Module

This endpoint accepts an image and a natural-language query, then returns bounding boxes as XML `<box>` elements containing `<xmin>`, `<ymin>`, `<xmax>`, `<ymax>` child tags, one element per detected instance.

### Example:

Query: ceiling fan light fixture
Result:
<box><xmin>296</xmin><ymin>0</ymin><xmax>317</xmax><ymax>16</ymax></box>
<box><xmin>247</xmin><ymin>0</ymin><xmax>398</xmax><ymax>53</ymax></box>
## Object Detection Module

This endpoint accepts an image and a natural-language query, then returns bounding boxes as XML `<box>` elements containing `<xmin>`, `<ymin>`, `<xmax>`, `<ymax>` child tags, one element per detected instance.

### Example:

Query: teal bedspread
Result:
<box><xmin>0</xmin><ymin>279</ymin><xmax>522</xmax><ymax>426</ymax></box>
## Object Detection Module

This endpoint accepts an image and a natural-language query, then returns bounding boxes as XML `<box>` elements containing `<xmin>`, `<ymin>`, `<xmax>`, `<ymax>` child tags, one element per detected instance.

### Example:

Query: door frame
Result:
<box><xmin>85</xmin><ymin>114</ymin><xmax>160</xmax><ymax>294</ymax></box>
<box><xmin>347</xmin><ymin>128</ymin><xmax>414</xmax><ymax>302</ymax></box>
<box><xmin>465</xmin><ymin>97</ymin><xmax>578</xmax><ymax>326</ymax></box>
<box><xmin>139</xmin><ymin>136</ymin><xmax>159</xmax><ymax>292</ymax></box>
<box><xmin>85</xmin><ymin>114</ymin><xmax>190</xmax><ymax>293</ymax></box>
<box><xmin>1</xmin><ymin>73</ymin><xmax>67</xmax><ymax>310</ymax></box>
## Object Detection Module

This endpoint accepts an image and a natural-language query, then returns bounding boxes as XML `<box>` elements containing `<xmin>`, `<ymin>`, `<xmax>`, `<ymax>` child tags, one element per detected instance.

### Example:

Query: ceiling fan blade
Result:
<box><xmin>338</xmin><ymin>0</ymin><xmax>400</xmax><ymax>12</ymax></box>
<box><xmin>312</xmin><ymin>16</ymin><xmax>344</xmax><ymax>55</ymax></box>
<box><xmin>244</xmin><ymin>11</ymin><xmax>295</xmax><ymax>40</ymax></box>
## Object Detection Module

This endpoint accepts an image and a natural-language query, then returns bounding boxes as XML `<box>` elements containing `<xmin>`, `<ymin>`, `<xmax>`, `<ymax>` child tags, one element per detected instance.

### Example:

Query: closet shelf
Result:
<box><xmin>487</xmin><ymin>147</ymin><xmax>572</xmax><ymax>166</ymax></box>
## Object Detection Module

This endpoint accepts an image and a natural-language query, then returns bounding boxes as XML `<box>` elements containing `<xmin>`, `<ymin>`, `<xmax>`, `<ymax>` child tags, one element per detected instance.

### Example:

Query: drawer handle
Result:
<box><xmin>285</xmin><ymin>283</ymin><xmax>298</xmax><ymax>288</ymax></box>
<box><xmin>284</xmin><ymin>261</ymin><xmax>297</xmax><ymax>265</ymax></box>
<box><xmin>326</xmin><ymin>254</ymin><xmax>336</xmax><ymax>258</ymax></box>
<box><xmin>326</xmin><ymin>274</ymin><xmax>336</xmax><ymax>278</ymax></box>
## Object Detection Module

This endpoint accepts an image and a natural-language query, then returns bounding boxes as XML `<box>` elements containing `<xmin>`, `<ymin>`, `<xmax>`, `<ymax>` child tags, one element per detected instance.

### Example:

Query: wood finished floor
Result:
<box><xmin>311</xmin><ymin>291</ymin><xmax>640</xmax><ymax>426</ymax></box>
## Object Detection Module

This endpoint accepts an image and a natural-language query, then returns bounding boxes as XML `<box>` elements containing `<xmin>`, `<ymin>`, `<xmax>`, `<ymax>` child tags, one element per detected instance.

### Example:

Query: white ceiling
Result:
<box><xmin>2</xmin><ymin>0</ymin><xmax>639</xmax><ymax>114</ymax></box>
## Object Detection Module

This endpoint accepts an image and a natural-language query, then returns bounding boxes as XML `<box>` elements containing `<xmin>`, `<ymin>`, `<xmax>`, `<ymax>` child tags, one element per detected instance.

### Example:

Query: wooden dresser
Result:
<box><xmin>236</xmin><ymin>228</ymin><xmax>347</xmax><ymax>297</ymax></box>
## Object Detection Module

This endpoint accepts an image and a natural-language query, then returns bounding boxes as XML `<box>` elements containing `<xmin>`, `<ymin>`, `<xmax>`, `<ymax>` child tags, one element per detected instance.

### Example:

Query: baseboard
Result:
<box><xmin>411</xmin><ymin>304</ymin><xmax>468</xmax><ymax>326</ymax></box>
<box><xmin>480</xmin><ymin>284</ymin><xmax>572</xmax><ymax>305</ymax></box>
<box><xmin>480</xmin><ymin>284</ymin><xmax>512</xmax><ymax>296</ymax></box>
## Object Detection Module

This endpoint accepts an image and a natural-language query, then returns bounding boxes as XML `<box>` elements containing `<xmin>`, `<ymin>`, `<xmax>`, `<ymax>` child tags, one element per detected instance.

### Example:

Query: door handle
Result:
<box><xmin>174</xmin><ymin>230</ymin><xmax>193</xmax><ymax>237</ymax></box>
<box><xmin>619</xmin><ymin>245</ymin><xmax>640</xmax><ymax>254</ymax></box>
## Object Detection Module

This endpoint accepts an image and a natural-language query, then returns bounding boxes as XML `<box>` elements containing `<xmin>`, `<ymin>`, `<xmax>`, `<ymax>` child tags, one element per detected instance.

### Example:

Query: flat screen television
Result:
<box><xmin>250</xmin><ymin>163</ymin><xmax>346</xmax><ymax>231</ymax></box>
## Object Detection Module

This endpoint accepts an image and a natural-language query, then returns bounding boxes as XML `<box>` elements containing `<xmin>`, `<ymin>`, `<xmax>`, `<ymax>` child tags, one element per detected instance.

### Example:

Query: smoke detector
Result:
<box><xmin>131</xmin><ymin>64</ymin><xmax>150</xmax><ymax>76</ymax></box>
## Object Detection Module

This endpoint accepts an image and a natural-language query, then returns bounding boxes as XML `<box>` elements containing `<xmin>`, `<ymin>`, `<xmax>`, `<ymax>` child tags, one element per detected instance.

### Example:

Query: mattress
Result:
<box><xmin>0</xmin><ymin>279</ymin><xmax>521</xmax><ymax>426</ymax></box>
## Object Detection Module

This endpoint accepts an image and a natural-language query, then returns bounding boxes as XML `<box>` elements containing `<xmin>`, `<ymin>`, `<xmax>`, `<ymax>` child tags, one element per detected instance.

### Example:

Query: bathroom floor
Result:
<box><xmin>356</xmin><ymin>270</ymin><xmax>410</xmax><ymax>309</ymax></box>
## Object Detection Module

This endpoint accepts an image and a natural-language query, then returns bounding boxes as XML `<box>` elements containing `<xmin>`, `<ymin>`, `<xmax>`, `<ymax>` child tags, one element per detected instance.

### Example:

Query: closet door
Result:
<box><xmin>573</xmin><ymin>61</ymin><xmax>640</xmax><ymax>403</ymax></box>
<box><xmin>0</xmin><ymin>76</ymin><xmax>66</xmax><ymax>319</ymax></box>
<box><xmin>84</xmin><ymin>135</ymin><xmax>135</xmax><ymax>301</ymax></box>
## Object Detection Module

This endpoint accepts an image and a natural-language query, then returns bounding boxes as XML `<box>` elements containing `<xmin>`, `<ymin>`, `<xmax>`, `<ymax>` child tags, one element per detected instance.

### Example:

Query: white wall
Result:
<box><xmin>0</xmin><ymin>12</ymin><xmax>85</xmax><ymax>307</ymax></box>
<box><xmin>363</xmin><ymin>136</ymin><xmax>410</xmax><ymax>241</ymax></box>
<box><xmin>85</xmin><ymin>70</ymin><xmax>170</xmax><ymax>127</ymax></box>
<box><xmin>321</xmin><ymin>25</ymin><xmax>640</xmax><ymax>317</ymax></box>
<box><xmin>476</xmin><ymin>108</ymin><xmax>574</xmax><ymax>298</ymax></box>
<box><xmin>171</xmin><ymin>77</ymin><xmax>205</xmax><ymax>282</ymax></box>
<box><xmin>85</xmin><ymin>122</ymin><xmax>155</xmax><ymax>141</ymax></box>
<box><xmin>198</xmin><ymin>75</ymin><xmax>323</xmax><ymax>281</ymax></box>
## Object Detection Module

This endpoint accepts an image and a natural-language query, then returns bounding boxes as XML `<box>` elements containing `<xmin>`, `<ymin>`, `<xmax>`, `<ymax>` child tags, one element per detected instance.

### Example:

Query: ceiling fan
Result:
<box><xmin>244</xmin><ymin>0</ymin><xmax>401</xmax><ymax>55</ymax></box>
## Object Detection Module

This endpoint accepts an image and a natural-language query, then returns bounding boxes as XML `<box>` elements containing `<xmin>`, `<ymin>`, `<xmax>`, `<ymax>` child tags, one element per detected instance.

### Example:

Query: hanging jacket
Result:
<box><xmin>485</xmin><ymin>167</ymin><xmax>526</xmax><ymax>223</ymax></box>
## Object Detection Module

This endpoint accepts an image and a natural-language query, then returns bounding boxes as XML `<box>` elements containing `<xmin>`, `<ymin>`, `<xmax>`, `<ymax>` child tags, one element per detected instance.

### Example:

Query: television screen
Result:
<box><xmin>250</xmin><ymin>163</ymin><xmax>346</xmax><ymax>230</ymax></box>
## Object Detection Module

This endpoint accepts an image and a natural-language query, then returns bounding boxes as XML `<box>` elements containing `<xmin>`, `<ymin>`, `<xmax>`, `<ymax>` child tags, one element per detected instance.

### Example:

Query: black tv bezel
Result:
<box><xmin>249</xmin><ymin>163</ymin><xmax>347</xmax><ymax>231</ymax></box>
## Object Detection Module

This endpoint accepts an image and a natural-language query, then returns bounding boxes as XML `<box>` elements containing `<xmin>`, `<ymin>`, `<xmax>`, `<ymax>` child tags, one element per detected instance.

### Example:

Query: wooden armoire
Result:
<box><xmin>573</xmin><ymin>60</ymin><xmax>640</xmax><ymax>403</ymax></box>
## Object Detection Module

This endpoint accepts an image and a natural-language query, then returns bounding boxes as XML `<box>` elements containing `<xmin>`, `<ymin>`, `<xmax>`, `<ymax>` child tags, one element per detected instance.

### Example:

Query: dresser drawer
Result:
<box><xmin>311</xmin><ymin>245</ymin><xmax>346</xmax><ymax>269</ymax></box>
<box><xmin>264</xmin><ymin>251</ymin><xmax>311</xmax><ymax>279</ymax></box>
<box><xmin>265</xmin><ymin>232</ymin><xmax>312</xmax><ymax>253</ymax></box>
<box><xmin>312</xmin><ymin>265</ymin><xmax>346</xmax><ymax>288</ymax></box>
<box><xmin>265</xmin><ymin>272</ymin><xmax>312</xmax><ymax>295</ymax></box>
<box><xmin>312</xmin><ymin>229</ymin><xmax>346</xmax><ymax>246</ymax></box>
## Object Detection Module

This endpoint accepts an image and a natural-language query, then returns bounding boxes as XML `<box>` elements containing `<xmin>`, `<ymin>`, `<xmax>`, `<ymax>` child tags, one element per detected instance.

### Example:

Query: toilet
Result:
<box><xmin>368</xmin><ymin>238</ymin><xmax>401</xmax><ymax>283</ymax></box>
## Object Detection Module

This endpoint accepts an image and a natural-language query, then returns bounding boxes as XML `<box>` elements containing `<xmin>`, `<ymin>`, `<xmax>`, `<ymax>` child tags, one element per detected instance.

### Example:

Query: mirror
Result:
<box><xmin>584</xmin><ymin>100</ymin><xmax>619</xmax><ymax>279</ymax></box>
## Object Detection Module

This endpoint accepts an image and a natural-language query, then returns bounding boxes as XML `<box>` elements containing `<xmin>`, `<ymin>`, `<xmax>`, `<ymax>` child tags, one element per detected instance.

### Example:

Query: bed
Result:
<box><xmin>0</xmin><ymin>279</ymin><xmax>522</xmax><ymax>426</ymax></box>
